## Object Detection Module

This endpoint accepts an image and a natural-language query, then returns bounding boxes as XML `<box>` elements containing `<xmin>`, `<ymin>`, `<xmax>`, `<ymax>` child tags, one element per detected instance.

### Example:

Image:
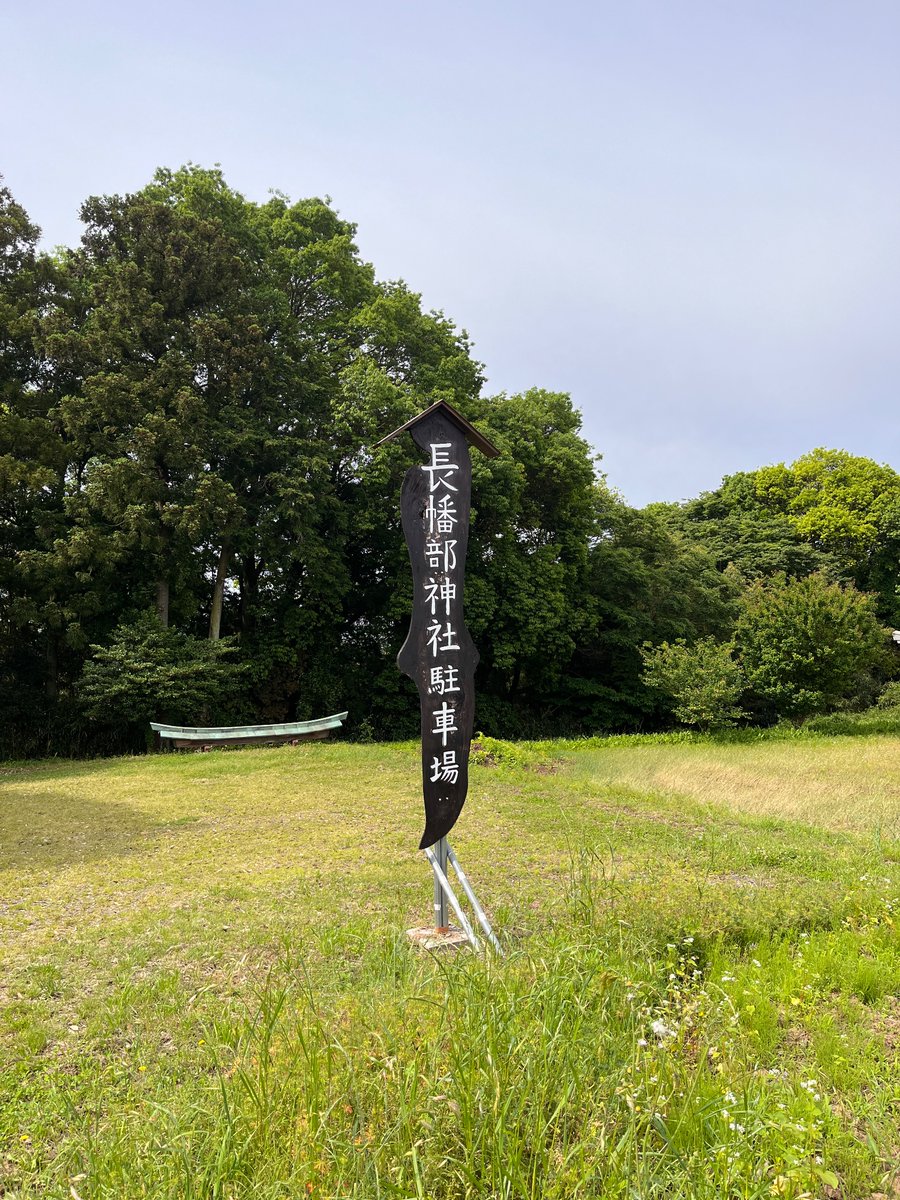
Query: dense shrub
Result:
<box><xmin>640</xmin><ymin>637</ymin><xmax>745</xmax><ymax>731</ymax></box>
<box><xmin>734</xmin><ymin>574</ymin><xmax>887</xmax><ymax>722</ymax></box>
<box><xmin>78</xmin><ymin>616</ymin><xmax>246</xmax><ymax>747</ymax></box>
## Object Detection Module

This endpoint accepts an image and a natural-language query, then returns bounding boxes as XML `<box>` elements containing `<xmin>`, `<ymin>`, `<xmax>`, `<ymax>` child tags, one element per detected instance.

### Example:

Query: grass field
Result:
<box><xmin>1</xmin><ymin>734</ymin><xmax>899</xmax><ymax>1198</ymax></box>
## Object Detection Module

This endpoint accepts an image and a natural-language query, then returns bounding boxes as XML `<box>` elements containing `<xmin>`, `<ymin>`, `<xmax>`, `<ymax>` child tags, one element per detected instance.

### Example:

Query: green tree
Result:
<box><xmin>734</xmin><ymin>573</ymin><xmax>888</xmax><ymax>722</ymax></box>
<box><xmin>578</xmin><ymin>503</ymin><xmax>741</xmax><ymax>729</ymax></box>
<box><xmin>753</xmin><ymin>449</ymin><xmax>900</xmax><ymax>623</ymax></box>
<box><xmin>0</xmin><ymin>179</ymin><xmax>72</xmax><ymax>724</ymax></box>
<box><xmin>467</xmin><ymin>390</ymin><xmax>599</xmax><ymax>717</ymax></box>
<box><xmin>43</xmin><ymin>169</ymin><xmax>261</xmax><ymax>634</ymax></box>
<box><xmin>641</xmin><ymin>637</ymin><xmax>745</xmax><ymax>730</ymax></box>
<box><xmin>42</xmin><ymin>166</ymin><xmax>488</xmax><ymax>738</ymax></box>
<box><xmin>663</xmin><ymin>451</ymin><xmax>900</xmax><ymax>623</ymax></box>
<box><xmin>79</xmin><ymin>615</ymin><xmax>243</xmax><ymax>747</ymax></box>
<box><xmin>651</xmin><ymin>476</ymin><xmax>841</xmax><ymax>582</ymax></box>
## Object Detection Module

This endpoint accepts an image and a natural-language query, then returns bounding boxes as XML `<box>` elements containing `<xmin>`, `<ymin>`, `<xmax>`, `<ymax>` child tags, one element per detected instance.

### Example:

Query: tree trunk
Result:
<box><xmin>45</xmin><ymin>635</ymin><xmax>58</xmax><ymax>702</ymax></box>
<box><xmin>510</xmin><ymin>662</ymin><xmax>522</xmax><ymax>697</ymax></box>
<box><xmin>209</xmin><ymin>541</ymin><xmax>231</xmax><ymax>640</ymax></box>
<box><xmin>239</xmin><ymin>555</ymin><xmax>259</xmax><ymax>636</ymax></box>
<box><xmin>156</xmin><ymin>578</ymin><xmax>170</xmax><ymax>628</ymax></box>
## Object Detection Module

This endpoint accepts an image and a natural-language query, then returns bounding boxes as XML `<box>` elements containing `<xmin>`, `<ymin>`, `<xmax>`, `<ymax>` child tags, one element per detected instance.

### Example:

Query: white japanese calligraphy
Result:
<box><xmin>431</xmin><ymin>701</ymin><xmax>458</xmax><ymax>747</ymax></box>
<box><xmin>425</xmin><ymin>539</ymin><xmax>457</xmax><ymax>572</ymax></box>
<box><xmin>422</xmin><ymin>442</ymin><xmax>459</xmax><ymax>493</ymax></box>
<box><xmin>429</xmin><ymin>749</ymin><xmax>459</xmax><ymax>784</ymax></box>
<box><xmin>429</xmin><ymin>664</ymin><xmax>460</xmax><ymax>695</ymax></box>
<box><xmin>423</xmin><ymin>576</ymin><xmax>456</xmax><ymax>616</ymax></box>
<box><xmin>425</xmin><ymin>492</ymin><xmax>457</xmax><ymax>535</ymax></box>
<box><xmin>426</xmin><ymin>621</ymin><xmax>460</xmax><ymax>656</ymax></box>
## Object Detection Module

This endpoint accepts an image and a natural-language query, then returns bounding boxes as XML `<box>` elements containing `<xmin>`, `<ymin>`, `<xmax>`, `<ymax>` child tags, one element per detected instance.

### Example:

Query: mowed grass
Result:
<box><xmin>1</xmin><ymin>735</ymin><xmax>899</xmax><ymax>1199</ymax></box>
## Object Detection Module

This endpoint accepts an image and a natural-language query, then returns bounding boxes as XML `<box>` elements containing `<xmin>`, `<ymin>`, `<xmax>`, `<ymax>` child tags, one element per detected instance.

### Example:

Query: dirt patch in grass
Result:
<box><xmin>868</xmin><ymin>996</ymin><xmax>900</xmax><ymax>1053</ymax></box>
<box><xmin>710</xmin><ymin>872</ymin><xmax>768</xmax><ymax>889</ymax></box>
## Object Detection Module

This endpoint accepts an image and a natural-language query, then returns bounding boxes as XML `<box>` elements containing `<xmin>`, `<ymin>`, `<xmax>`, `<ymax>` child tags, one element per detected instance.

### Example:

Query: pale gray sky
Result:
<box><xmin>3</xmin><ymin>0</ymin><xmax>899</xmax><ymax>503</ymax></box>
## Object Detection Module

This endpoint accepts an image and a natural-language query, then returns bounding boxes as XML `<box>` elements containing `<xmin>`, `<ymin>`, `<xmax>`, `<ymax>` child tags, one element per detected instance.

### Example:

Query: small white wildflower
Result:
<box><xmin>651</xmin><ymin>1019</ymin><xmax>675</xmax><ymax>1040</ymax></box>
<box><xmin>721</xmin><ymin>974</ymin><xmax>735</xmax><ymax>982</ymax></box>
<box><xmin>752</xmin><ymin>959</ymin><xmax>761</xmax><ymax>968</ymax></box>
<box><xmin>683</xmin><ymin>936</ymin><xmax>694</xmax><ymax>944</ymax></box>
<box><xmin>724</xmin><ymin>1090</ymin><xmax>736</xmax><ymax>1104</ymax></box>
<box><xmin>637</xmin><ymin>1038</ymin><xmax>647</xmax><ymax>1047</ymax></box>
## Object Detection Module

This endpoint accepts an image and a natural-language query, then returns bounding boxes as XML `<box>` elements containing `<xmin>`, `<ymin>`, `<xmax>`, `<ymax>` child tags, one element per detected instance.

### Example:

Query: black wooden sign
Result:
<box><xmin>377</xmin><ymin>402</ymin><xmax>499</xmax><ymax>849</ymax></box>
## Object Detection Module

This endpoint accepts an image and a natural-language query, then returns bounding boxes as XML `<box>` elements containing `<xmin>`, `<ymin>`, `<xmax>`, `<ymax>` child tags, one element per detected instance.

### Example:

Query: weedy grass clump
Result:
<box><xmin>1</xmin><ymin>737</ymin><xmax>899</xmax><ymax>1198</ymax></box>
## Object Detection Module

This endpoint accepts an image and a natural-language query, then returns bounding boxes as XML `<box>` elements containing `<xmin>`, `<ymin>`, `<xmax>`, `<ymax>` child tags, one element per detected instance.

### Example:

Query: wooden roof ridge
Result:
<box><xmin>375</xmin><ymin>399</ymin><xmax>500</xmax><ymax>458</ymax></box>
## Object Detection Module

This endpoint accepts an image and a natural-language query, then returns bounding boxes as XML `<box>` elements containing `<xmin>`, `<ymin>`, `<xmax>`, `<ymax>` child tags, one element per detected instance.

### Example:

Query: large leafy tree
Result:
<box><xmin>576</xmin><ymin>502</ymin><xmax>741</xmax><ymax>729</ymax></box>
<box><xmin>43</xmin><ymin>168</ymin><xmax>263</xmax><ymax>638</ymax></box>
<box><xmin>734</xmin><ymin>572</ymin><xmax>888</xmax><ymax>722</ymax></box>
<box><xmin>651</xmin><ymin>477</ymin><xmax>840</xmax><ymax>583</ymax></box>
<box><xmin>752</xmin><ymin>449</ymin><xmax>900</xmax><ymax>622</ymax></box>
<box><xmin>663</xmin><ymin>450</ymin><xmax>900</xmax><ymax>624</ymax></box>
<box><xmin>0</xmin><ymin>179</ymin><xmax>71</xmax><ymax>741</ymax></box>
<box><xmin>469</xmin><ymin>391</ymin><xmax>598</xmax><ymax>692</ymax></box>
<box><xmin>14</xmin><ymin>166</ymin><xmax>489</xmax><ymax>740</ymax></box>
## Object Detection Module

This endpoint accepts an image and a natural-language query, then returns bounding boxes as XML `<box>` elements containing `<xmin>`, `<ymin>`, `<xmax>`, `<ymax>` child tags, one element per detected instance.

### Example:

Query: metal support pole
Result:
<box><xmin>418</xmin><ymin>841</ymin><xmax>503</xmax><ymax>956</ymax></box>
<box><xmin>446</xmin><ymin>844</ymin><xmax>503</xmax><ymax>954</ymax></box>
<box><xmin>424</xmin><ymin>845</ymin><xmax>481</xmax><ymax>950</ymax></box>
<box><xmin>432</xmin><ymin>835</ymin><xmax>449</xmax><ymax>930</ymax></box>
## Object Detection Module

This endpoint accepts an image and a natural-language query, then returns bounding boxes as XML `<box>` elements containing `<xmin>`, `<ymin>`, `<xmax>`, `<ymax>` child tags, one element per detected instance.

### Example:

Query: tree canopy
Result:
<box><xmin>1</xmin><ymin>167</ymin><xmax>897</xmax><ymax>755</ymax></box>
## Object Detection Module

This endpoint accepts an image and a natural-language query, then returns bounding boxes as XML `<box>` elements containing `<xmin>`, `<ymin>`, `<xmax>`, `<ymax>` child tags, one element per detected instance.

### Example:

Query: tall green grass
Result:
<box><xmin>11</xmin><ymin>871</ymin><xmax>895</xmax><ymax>1199</ymax></box>
<box><xmin>2</xmin><ymin>739</ymin><xmax>898</xmax><ymax>1198</ymax></box>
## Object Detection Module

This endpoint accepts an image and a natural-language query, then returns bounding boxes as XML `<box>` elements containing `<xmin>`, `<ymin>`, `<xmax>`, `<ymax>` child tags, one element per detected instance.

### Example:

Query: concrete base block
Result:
<box><xmin>406</xmin><ymin>925</ymin><xmax>470</xmax><ymax>951</ymax></box>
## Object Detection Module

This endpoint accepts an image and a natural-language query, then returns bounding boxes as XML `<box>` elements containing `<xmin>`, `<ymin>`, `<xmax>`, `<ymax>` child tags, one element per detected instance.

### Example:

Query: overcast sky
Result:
<box><xmin>3</xmin><ymin>0</ymin><xmax>898</xmax><ymax>504</ymax></box>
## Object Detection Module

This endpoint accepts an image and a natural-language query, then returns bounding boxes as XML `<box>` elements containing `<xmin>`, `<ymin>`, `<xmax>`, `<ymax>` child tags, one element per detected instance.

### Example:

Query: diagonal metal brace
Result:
<box><xmin>423</xmin><ymin>841</ymin><xmax>503</xmax><ymax>955</ymax></box>
<box><xmin>446</xmin><ymin>844</ymin><xmax>503</xmax><ymax>954</ymax></box>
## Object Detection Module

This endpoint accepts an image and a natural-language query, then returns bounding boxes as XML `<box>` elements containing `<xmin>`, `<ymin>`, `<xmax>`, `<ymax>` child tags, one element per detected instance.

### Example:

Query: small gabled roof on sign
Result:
<box><xmin>375</xmin><ymin>399</ymin><xmax>500</xmax><ymax>458</ymax></box>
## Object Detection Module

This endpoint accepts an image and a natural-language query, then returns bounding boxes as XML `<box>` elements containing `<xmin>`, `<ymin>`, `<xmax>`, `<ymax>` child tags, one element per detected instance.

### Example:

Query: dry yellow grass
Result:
<box><xmin>569</xmin><ymin>735</ymin><xmax>900</xmax><ymax>838</ymax></box>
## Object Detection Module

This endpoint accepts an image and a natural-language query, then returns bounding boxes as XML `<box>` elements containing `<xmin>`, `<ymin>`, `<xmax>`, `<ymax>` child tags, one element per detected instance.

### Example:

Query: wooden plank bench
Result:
<box><xmin>150</xmin><ymin>711</ymin><xmax>349</xmax><ymax>751</ymax></box>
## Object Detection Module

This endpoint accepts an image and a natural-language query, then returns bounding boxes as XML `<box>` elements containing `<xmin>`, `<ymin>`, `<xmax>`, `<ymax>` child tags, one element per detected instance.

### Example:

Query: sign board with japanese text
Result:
<box><xmin>377</xmin><ymin>401</ymin><xmax>499</xmax><ymax>850</ymax></box>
